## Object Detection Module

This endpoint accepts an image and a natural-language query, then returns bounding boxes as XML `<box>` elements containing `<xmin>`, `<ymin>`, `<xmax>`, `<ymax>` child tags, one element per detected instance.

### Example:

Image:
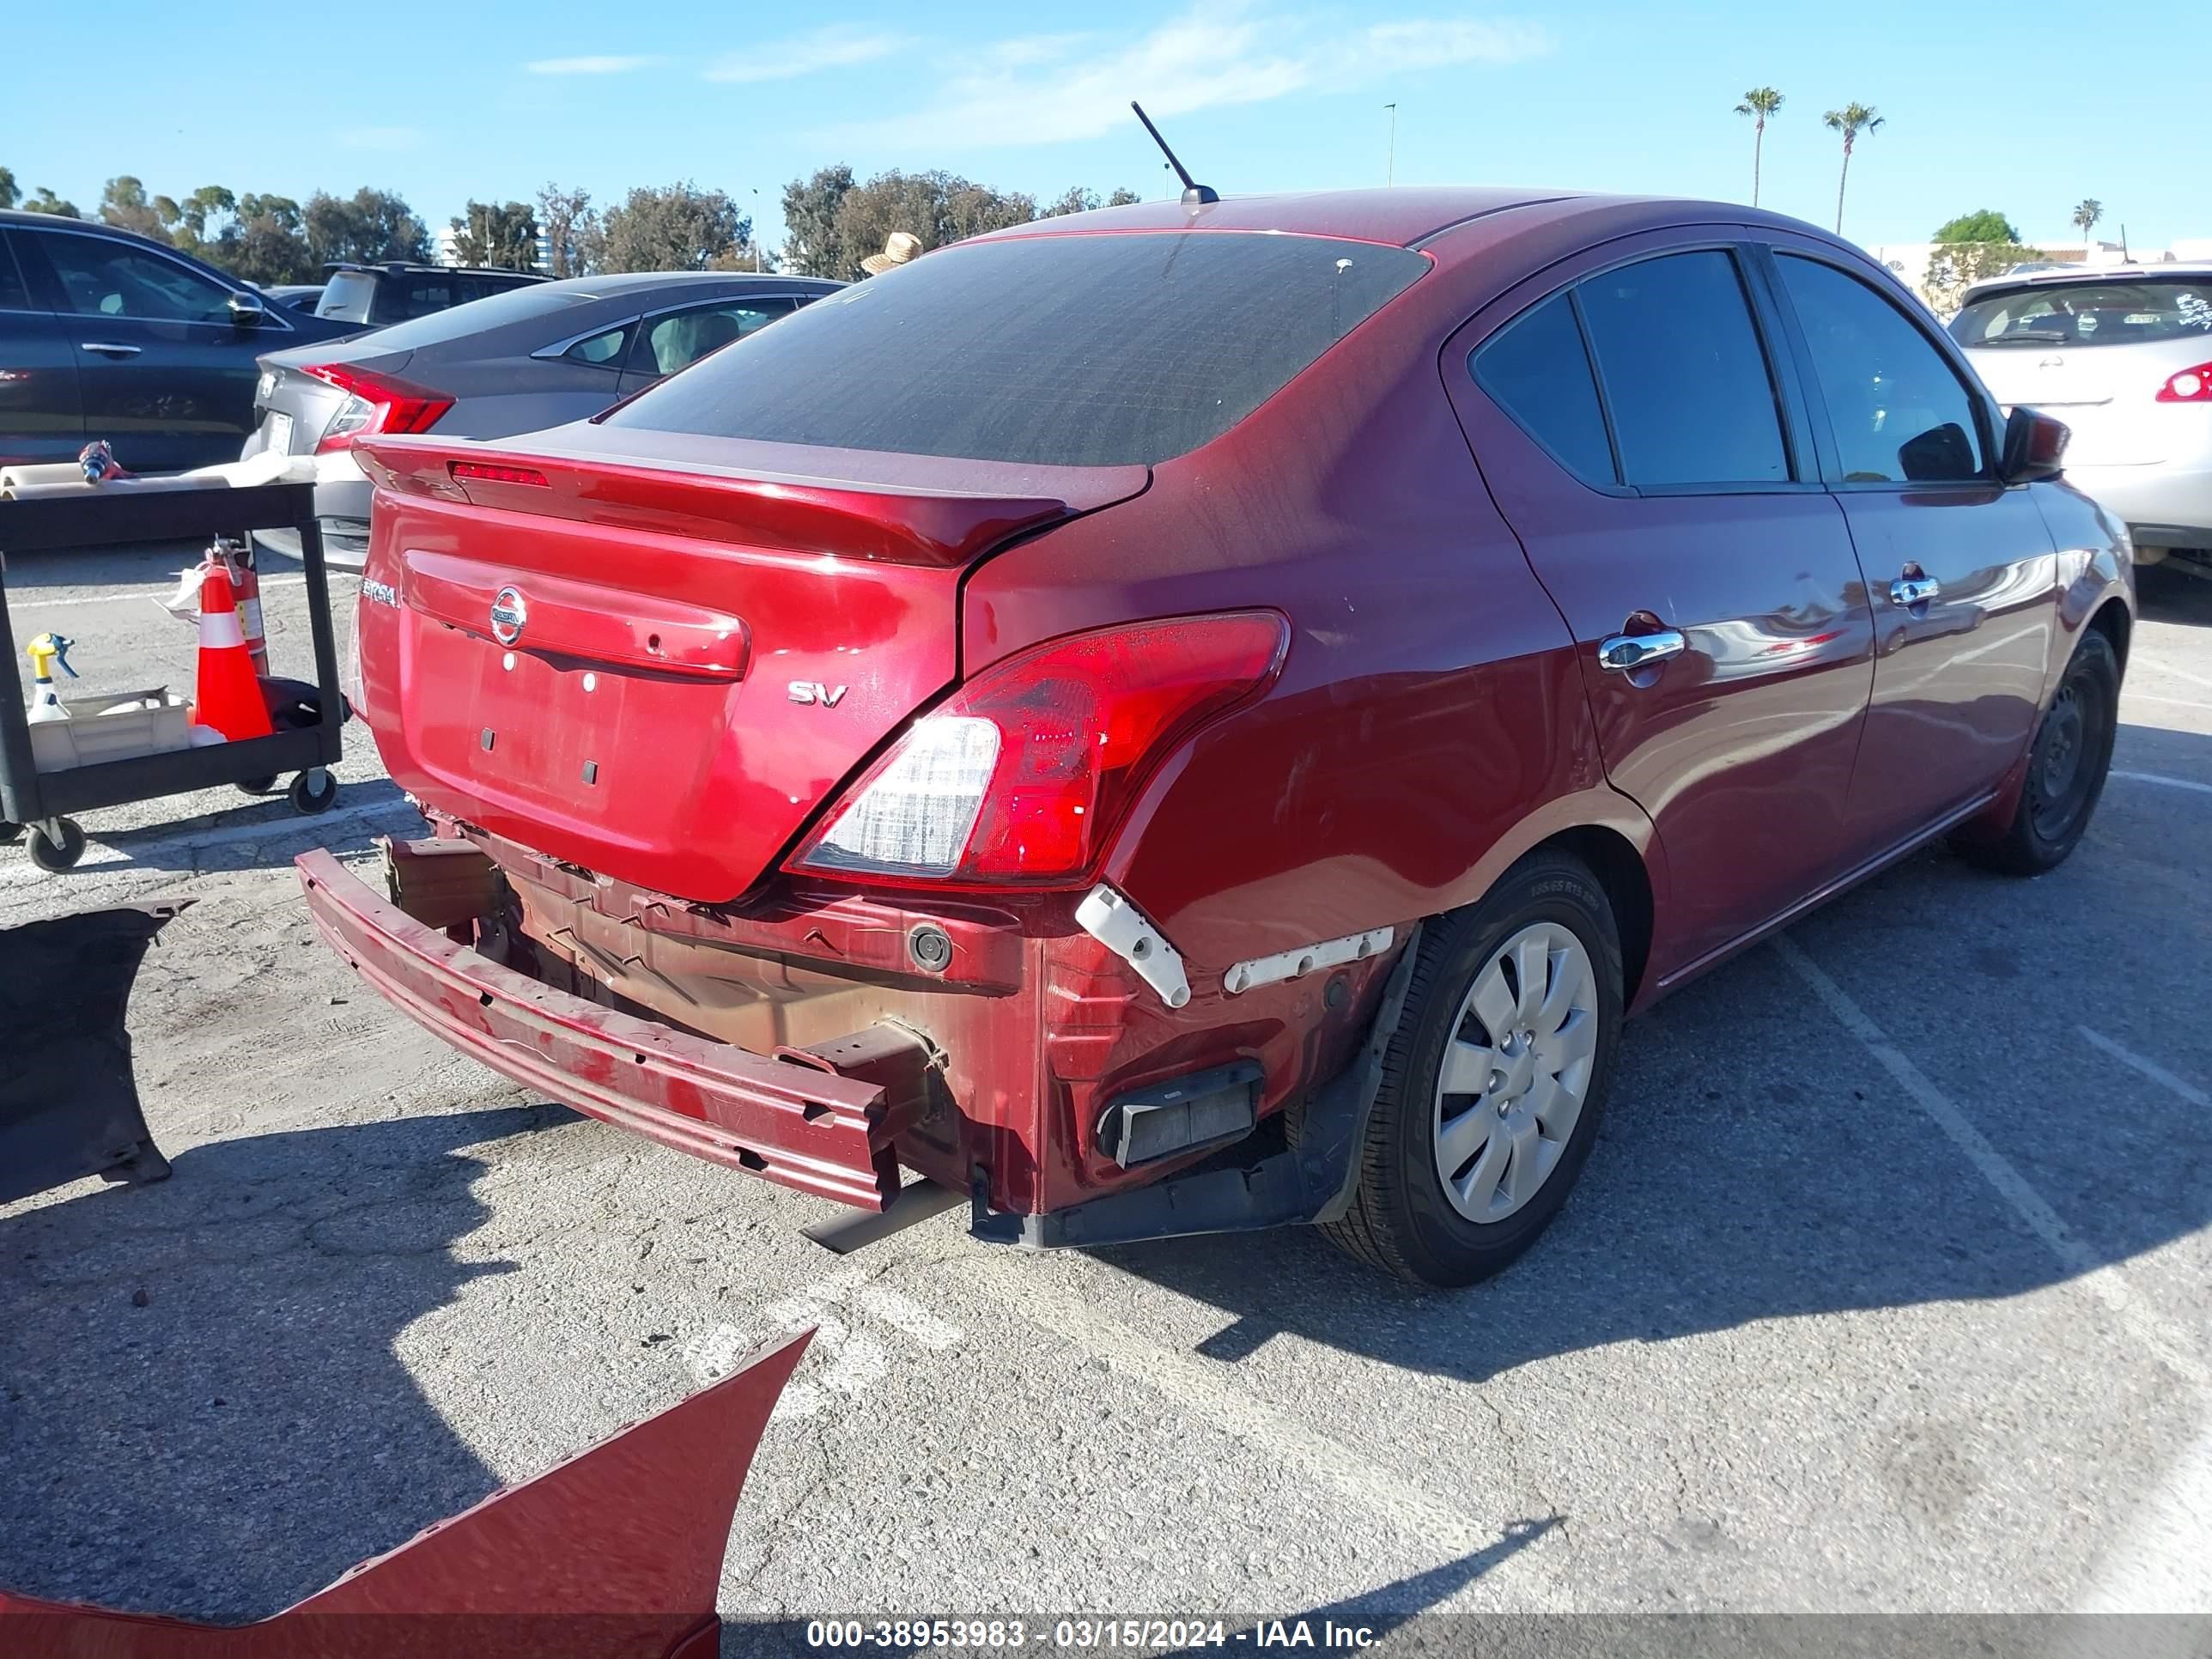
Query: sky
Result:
<box><xmin>5</xmin><ymin>0</ymin><xmax>2209</xmax><ymax>257</ymax></box>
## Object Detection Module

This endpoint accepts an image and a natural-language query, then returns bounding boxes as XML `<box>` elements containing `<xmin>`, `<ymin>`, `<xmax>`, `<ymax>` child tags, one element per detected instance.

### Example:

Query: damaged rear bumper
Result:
<box><xmin>295</xmin><ymin>847</ymin><xmax>930</xmax><ymax>1210</ymax></box>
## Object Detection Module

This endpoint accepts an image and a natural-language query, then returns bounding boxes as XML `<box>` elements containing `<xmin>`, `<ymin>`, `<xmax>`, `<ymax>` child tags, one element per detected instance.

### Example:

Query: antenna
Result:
<box><xmin>1131</xmin><ymin>101</ymin><xmax>1218</xmax><ymax>208</ymax></box>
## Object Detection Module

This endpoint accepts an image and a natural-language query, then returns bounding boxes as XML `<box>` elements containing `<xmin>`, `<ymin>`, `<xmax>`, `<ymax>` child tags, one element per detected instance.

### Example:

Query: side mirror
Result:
<box><xmin>227</xmin><ymin>291</ymin><xmax>268</xmax><ymax>330</ymax></box>
<box><xmin>1999</xmin><ymin>404</ymin><xmax>2069</xmax><ymax>483</ymax></box>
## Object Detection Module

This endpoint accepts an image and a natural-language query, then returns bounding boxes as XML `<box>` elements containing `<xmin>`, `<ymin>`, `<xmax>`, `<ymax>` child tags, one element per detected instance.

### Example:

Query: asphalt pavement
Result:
<box><xmin>2</xmin><ymin>541</ymin><xmax>2209</xmax><ymax>1639</ymax></box>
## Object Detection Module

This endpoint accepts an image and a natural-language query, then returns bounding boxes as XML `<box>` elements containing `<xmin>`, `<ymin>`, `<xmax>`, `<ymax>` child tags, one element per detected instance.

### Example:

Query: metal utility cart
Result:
<box><xmin>0</xmin><ymin>482</ymin><xmax>345</xmax><ymax>871</ymax></box>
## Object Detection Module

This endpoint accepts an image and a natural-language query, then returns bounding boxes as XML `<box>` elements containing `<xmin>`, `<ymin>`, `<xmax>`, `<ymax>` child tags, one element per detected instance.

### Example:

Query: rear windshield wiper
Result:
<box><xmin>1974</xmin><ymin>329</ymin><xmax>2072</xmax><ymax>345</ymax></box>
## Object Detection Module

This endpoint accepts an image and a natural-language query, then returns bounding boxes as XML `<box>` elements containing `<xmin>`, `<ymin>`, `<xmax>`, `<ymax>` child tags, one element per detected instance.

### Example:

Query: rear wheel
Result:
<box><xmin>1322</xmin><ymin>850</ymin><xmax>1624</xmax><ymax>1287</ymax></box>
<box><xmin>1954</xmin><ymin>631</ymin><xmax>2118</xmax><ymax>877</ymax></box>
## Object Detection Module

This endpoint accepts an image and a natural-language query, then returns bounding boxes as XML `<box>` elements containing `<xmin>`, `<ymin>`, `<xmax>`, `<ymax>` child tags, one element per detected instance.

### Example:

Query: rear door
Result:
<box><xmin>19</xmin><ymin>224</ymin><xmax>272</xmax><ymax>471</ymax></box>
<box><xmin>1445</xmin><ymin>235</ymin><xmax>1877</xmax><ymax>979</ymax></box>
<box><xmin>0</xmin><ymin>230</ymin><xmax>82</xmax><ymax>465</ymax></box>
<box><xmin>1759</xmin><ymin>243</ymin><xmax>2057</xmax><ymax>848</ymax></box>
<box><xmin>617</xmin><ymin>298</ymin><xmax>796</xmax><ymax>396</ymax></box>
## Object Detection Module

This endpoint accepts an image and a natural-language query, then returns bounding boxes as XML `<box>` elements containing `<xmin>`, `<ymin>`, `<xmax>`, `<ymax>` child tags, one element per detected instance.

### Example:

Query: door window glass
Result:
<box><xmin>631</xmin><ymin>301</ymin><xmax>795</xmax><ymax>378</ymax></box>
<box><xmin>1471</xmin><ymin>292</ymin><xmax>1615</xmax><ymax>483</ymax></box>
<box><xmin>1778</xmin><ymin>254</ymin><xmax>1986</xmax><ymax>483</ymax></box>
<box><xmin>565</xmin><ymin>324</ymin><xmax>631</xmax><ymax>367</ymax></box>
<box><xmin>1577</xmin><ymin>251</ymin><xmax>1790</xmax><ymax>486</ymax></box>
<box><xmin>38</xmin><ymin>233</ymin><xmax>234</xmax><ymax>323</ymax></box>
<box><xmin>0</xmin><ymin>237</ymin><xmax>33</xmax><ymax>311</ymax></box>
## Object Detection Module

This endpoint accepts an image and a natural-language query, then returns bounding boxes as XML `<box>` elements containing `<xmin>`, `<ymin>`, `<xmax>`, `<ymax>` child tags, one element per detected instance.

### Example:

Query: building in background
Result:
<box><xmin>431</xmin><ymin>223</ymin><xmax>551</xmax><ymax>274</ymax></box>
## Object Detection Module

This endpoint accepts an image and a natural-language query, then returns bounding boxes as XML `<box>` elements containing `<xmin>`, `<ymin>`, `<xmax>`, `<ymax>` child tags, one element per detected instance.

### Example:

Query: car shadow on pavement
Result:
<box><xmin>2136</xmin><ymin>563</ymin><xmax>2212</xmax><ymax>626</ymax></box>
<box><xmin>1095</xmin><ymin>815</ymin><xmax>2212</xmax><ymax>1386</ymax></box>
<box><xmin>0</xmin><ymin>1106</ymin><xmax>559</xmax><ymax>1624</ymax></box>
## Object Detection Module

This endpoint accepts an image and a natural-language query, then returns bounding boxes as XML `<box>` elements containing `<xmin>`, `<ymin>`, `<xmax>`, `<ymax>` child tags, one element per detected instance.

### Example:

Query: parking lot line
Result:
<box><xmin>8</xmin><ymin>574</ymin><xmax>311</xmax><ymax>611</ymax></box>
<box><xmin>2124</xmin><ymin>691</ymin><xmax>2212</xmax><ymax>714</ymax></box>
<box><xmin>951</xmin><ymin>1255</ymin><xmax>1570</xmax><ymax>1607</ymax></box>
<box><xmin>1771</xmin><ymin>935</ymin><xmax>2212</xmax><ymax>1395</ymax></box>
<box><xmin>0</xmin><ymin>795</ymin><xmax>410</xmax><ymax>893</ymax></box>
<box><xmin>2077</xmin><ymin>1026</ymin><xmax>2211</xmax><ymax>1109</ymax></box>
<box><xmin>2112</xmin><ymin>769</ymin><xmax>2212</xmax><ymax>798</ymax></box>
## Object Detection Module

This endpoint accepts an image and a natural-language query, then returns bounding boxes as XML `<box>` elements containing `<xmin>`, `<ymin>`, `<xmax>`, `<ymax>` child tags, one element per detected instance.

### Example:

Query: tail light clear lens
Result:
<box><xmin>303</xmin><ymin>363</ymin><xmax>454</xmax><ymax>452</ymax></box>
<box><xmin>793</xmin><ymin>611</ymin><xmax>1290</xmax><ymax>887</ymax></box>
<box><xmin>2155</xmin><ymin>362</ymin><xmax>2212</xmax><ymax>403</ymax></box>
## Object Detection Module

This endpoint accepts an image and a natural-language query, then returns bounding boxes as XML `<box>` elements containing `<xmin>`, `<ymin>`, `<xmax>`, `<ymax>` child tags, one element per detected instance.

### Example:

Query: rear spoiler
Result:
<box><xmin>356</xmin><ymin>435</ymin><xmax>1149</xmax><ymax>568</ymax></box>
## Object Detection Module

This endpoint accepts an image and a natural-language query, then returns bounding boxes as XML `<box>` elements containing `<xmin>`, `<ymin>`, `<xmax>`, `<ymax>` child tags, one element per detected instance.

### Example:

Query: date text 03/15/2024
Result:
<box><xmin>804</xmin><ymin>1620</ymin><xmax>1381</xmax><ymax>1650</ymax></box>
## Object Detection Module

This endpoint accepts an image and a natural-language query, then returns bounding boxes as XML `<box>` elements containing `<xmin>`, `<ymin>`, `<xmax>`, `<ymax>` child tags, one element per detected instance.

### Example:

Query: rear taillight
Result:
<box><xmin>303</xmin><ymin>363</ymin><xmax>453</xmax><ymax>453</ymax></box>
<box><xmin>449</xmin><ymin>460</ymin><xmax>549</xmax><ymax>487</ymax></box>
<box><xmin>2156</xmin><ymin>362</ymin><xmax>2212</xmax><ymax>403</ymax></box>
<box><xmin>793</xmin><ymin>611</ymin><xmax>1290</xmax><ymax>887</ymax></box>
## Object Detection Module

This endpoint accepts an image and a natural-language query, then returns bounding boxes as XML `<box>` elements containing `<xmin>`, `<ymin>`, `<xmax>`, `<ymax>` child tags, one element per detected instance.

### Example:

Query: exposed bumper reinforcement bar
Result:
<box><xmin>296</xmin><ymin>846</ymin><xmax>929</xmax><ymax>1210</ymax></box>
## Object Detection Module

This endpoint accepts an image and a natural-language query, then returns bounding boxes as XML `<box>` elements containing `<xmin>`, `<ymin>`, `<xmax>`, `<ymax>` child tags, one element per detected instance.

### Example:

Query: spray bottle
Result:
<box><xmin>27</xmin><ymin>633</ymin><xmax>77</xmax><ymax>723</ymax></box>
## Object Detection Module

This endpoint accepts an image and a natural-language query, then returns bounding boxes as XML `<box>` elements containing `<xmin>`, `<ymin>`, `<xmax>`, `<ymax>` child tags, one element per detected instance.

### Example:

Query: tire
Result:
<box><xmin>27</xmin><ymin>817</ymin><xmax>87</xmax><ymax>872</ymax></box>
<box><xmin>289</xmin><ymin>767</ymin><xmax>340</xmax><ymax>816</ymax></box>
<box><xmin>0</xmin><ymin>819</ymin><xmax>20</xmax><ymax>845</ymax></box>
<box><xmin>1322</xmin><ymin>849</ymin><xmax>1625</xmax><ymax>1287</ymax></box>
<box><xmin>1954</xmin><ymin>631</ymin><xmax>2119</xmax><ymax>878</ymax></box>
<box><xmin>235</xmin><ymin>776</ymin><xmax>280</xmax><ymax>796</ymax></box>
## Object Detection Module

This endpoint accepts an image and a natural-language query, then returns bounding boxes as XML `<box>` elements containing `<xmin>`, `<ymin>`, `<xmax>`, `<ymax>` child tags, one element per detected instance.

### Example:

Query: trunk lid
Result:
<box><xmin>353</xmin><ymin>426</ymin><xmax>1148</xmax><ymax>902</ymax></box>
<box><xmin>1966</xmin><ymin>337</ymin><xmax>2196</xmax><ymax>465</ymax></box>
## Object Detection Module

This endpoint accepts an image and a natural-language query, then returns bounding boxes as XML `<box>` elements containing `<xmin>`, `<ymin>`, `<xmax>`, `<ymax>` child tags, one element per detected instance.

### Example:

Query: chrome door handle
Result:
<box><xmin>1888</xmin><ymin>575</ymin><xmax>1940</xmax><ymax>607</ymax></box>
<box><xmin>80</xmin><ymin>341</ymin><xmax>143</xmax><ymax>356</ymax></box>
<box><xmin>1596</xmin><ymin>629</ymin><xmax>1687</xmax><ymax>672</ymax></box>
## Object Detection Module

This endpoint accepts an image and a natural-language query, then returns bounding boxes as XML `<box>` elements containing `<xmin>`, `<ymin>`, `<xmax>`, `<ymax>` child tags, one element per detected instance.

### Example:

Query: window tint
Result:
<box><xmin>1778</xmin><ymin>255</ymin><xmax>1985</xmax><ymax>483</ymax></box>
<box><xmin>0</xmin><ymin>236</ymin><xmax>32</xmax><ymax>311</ymax></box>
<box><xmin>566</xmin><ymin>324</ymin><xmax>631</xmax><ymax>367</ymax></box>
<box><xmin>607</xmin><ymin>233</ymin><xmax>1429</xmax><ymax>466</ymax></box>
<box><xmin>1577</xmin><ymin>251</ymin><xmax>1790</xmax><ymax>486</ymax></box>
<box><xmin>1472</xmin><ymin>292</ymin><xmax>1614</xmax><ymax>483</ymax></box>
<box><xmin>39</xmin><ymin>233</ymin><xmax>234</xmax><ymax>323</ymax></box>
<box><xmin>631</xmin><ymin>300</ymin><xmax>795</xmax><ymax>378</ymax></box>
<box><xmin>316</xmin><ymin>270</ymin><xmax>377</xmax><ymax>323</ymax></box>
<box><xmin>337</xmin><ymin>279</ymin><xmax>599</xmax><ymax>348</ymax></box>
<box><xmin>394</xmin><ymin>276</ymin><xmax>457</xmax><ymax>320</ymax></box>
<box><xmin>1950</xmin><ymin>275</ymin><xmax>2212</xmax><ymax>349</ymax></box>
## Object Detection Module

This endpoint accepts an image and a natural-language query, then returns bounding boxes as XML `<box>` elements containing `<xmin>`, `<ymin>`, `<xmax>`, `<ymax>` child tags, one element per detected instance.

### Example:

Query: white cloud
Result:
<box><xmin>527</xmin><ymin>54</ymin><xmax>660</xmax><ymax>76</ymax></box>
<box><xmin>703</xmin><ymin>24</ymin><xmax>906</xmax><ymax>84</ymax></box>
<box><xmin>821</xmin><ymin>3</ymin><xmax>1548</xmax><ymax>150</ymax></box>
<box><xmin>337</xmin><ymin>126</ymin><xmax>423</xmax><ymax>151</ymax></box>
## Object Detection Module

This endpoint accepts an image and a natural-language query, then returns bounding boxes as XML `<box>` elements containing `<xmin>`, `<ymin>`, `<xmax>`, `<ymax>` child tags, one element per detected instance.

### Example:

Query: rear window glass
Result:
<box><xmin>315</xmin><ymin>270</ymin><xmax>377</xmax><ymax>324</ymax></box>
<box><xmin>1950</xmin><ymin>276</ymin><xmax>2212</xmax><ymax>349</ymax></box>
<box><xmin>334</xmin><ymin>280</ymin><xmax>603</xmax><ymax>352</ymax></box>
<box><xmin>605</xmin><ymin>232</ymin><xmax>1429</xmax><ymax>466</ymax></box>
<box><xmin>1473</xmin><ymin>292</ymin><xmax>1615</xmax><ymax>483</ymax></box>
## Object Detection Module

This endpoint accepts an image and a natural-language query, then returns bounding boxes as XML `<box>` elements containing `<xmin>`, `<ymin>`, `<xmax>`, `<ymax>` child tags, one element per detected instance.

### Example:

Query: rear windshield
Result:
<box><xmin>1950</xmin><ymin>275</ymin><xmax>2212</xmax><ymax>349</ymax></box>
<box><xmin>604</xmin><ymin>232</ymin><xmax>1430</xmax><ymax>466</ymax></box>
<box><xmin>314</xmin><ymin>270</ymin><xmax>378</xmax><ymax>325</ymax></box>
<box><xmin>327</xmin><ymin>280</ymin><xmax>602</xmax><ymax>351</ymax></box>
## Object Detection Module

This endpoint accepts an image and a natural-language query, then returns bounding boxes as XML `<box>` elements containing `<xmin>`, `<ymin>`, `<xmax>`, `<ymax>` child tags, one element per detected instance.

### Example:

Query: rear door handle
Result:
<box><xmin>1596</xmin><ymin>629</ymin><xmax>1687</xmax><ymax>672</ymax></box>
<box><xmin>80</xmin><ymin>342</ymin><xmax>143</xmax><ymax>357</ymax></box>
<box><xmin>1888</xmin><ymin>575</ymin><xmax>1940</xmax><ymax>606</ymax></box>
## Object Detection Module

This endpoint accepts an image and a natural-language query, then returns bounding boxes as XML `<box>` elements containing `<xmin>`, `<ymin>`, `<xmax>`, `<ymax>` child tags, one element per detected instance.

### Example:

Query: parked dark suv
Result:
<box><xmin>314</xmin><ymin>262</ymin><xmax>546</xmax><ymax>327</ymax></box>
<box><xmin>0</xmin><ymin>210</ymin><xmax>357</xmax><ymax>471</ymax></box>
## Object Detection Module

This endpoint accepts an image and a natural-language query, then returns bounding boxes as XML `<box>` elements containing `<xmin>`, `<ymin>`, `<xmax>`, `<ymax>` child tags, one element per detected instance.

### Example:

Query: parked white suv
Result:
<box><xmin>1951</xmin><ymin>264</ymin><xmax>2212</xmax><ymax>570</ymax></box>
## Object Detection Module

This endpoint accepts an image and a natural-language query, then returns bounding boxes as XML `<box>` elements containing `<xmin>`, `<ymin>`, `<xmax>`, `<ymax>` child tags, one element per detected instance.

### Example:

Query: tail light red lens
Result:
<box><xmin>449</xmin><ymin>460</ymin><xmax>550</xmax><ymax>487</ymax></box>
<box><xmin>793</xmin><ymin>611</ymin><xmax>1290</xmax><ymax>887</ymax></box>
<box><xmin>2155</xmin><ymin>362</ymin><xmax>2212</xmax><ymax>403</ymax></box>
<box><xmin>302</xmin><ymin>362</ymin><xmax>454</xmax><ymax>452</ymax></box>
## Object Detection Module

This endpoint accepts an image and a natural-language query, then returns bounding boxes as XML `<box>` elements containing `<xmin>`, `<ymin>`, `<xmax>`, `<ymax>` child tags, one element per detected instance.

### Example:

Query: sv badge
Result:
<box><xmin>787</xmin><ymin>681</ymin><xmax>848</xmax><ymax>707</ymax></box>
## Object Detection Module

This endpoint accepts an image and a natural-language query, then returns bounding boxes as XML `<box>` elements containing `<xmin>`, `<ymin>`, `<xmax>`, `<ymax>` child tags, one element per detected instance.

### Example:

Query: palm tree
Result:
<box><xmin>1821</xmin><ymin>103</ymin><xmax>1884</xmax><ymax>234</ymax></box>
<box><xmin>2071</xmin><ymin>198</ymin><xmax>2103</xmax><ymax>246</ymax></box>
<box><xmin>1734</xmin><ymin>88</ymin><xmax>1784</xmax><ymax>207</ymax></box>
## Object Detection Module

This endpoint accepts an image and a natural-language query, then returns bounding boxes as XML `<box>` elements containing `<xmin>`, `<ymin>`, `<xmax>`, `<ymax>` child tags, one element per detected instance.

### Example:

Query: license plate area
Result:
<box><xmin>260</xmin><ymin>410</ymin><xmax>295</xmax><ymax>455</ymax></box>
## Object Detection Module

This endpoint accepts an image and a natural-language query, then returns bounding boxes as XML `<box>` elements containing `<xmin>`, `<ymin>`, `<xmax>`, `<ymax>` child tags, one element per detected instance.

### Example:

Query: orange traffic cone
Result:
<box><xmin>190</xmin><ymin>563</ymin><xmax>274</xmax><ymax>742</ymax></box>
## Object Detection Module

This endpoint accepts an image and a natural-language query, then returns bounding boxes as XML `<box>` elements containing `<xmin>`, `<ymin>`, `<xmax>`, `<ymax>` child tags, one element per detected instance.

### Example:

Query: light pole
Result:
<box><xmin>750</xmin><ymin>188</ymin><xmax>761</xmax><ymax>272</ymax></box>
<box><xmin>1384</xmin><ymin>103</ymin><xmax>1397</xmax><ymax>186</ymax></box>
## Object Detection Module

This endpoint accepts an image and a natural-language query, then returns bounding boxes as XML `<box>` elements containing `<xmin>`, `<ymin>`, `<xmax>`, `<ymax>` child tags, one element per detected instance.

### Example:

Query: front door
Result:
<box><xmin>1759</xmin><ymin>245</ymin><xmax>2057</xmax><ymax>848</ymax></box>
<box><xmin>0</xmin><ymin>231</ymin><xmax>83</xmax><ymax>466</ymax></box>
<box><xmin>19</xmin><ymin>226</ymin><xmax>270</xmax><ymax>471</ymax></box>
<box><xmin>1445</xmin><ymin>240</ymin><xmax>1877</xmax><ymax>981</ymax></box>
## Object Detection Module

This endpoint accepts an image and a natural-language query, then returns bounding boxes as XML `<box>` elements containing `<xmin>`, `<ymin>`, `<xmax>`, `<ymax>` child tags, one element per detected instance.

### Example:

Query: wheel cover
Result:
<box><xmin>1431</xmin><ymin>921</ymin><xmax>1599</xmax><ymax>1224</ymax></box>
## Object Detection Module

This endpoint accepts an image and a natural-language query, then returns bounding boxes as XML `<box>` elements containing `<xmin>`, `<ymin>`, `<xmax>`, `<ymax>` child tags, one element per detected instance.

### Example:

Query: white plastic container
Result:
<box><xmin>28</xmin><ymin>688</ymin><xmax>192</xmax><ymax>772</ymax></box>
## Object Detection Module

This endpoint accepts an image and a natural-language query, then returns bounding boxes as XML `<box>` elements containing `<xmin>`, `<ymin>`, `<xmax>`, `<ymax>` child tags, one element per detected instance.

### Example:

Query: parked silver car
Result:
<box><xmin>1951</xmin><ymin>264</ymin><xmax>2212</xmax><ymax>569</ymax></box>
<box><xmin>241</xmin><ymin>270</ymin><xmax>841</xmax><ymax>566</ymax></box>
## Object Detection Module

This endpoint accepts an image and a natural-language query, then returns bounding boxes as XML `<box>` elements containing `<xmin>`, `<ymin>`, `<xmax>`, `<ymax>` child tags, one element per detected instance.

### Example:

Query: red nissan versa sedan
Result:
<box><xmin>298</xmin><ymin>187</ymin><xmax>2132</xmax><ymax>1287</ymax></box>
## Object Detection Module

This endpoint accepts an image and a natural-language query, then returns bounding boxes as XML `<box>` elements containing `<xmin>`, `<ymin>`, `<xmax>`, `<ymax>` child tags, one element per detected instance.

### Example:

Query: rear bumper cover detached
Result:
<box><xmin>295</xmin><ymin>848</ymin><xmax>927</xmax><ymax>1210</ymax></box>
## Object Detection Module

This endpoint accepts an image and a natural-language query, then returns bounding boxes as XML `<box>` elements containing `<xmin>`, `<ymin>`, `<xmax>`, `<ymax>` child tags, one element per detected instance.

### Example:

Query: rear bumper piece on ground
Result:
<box><xmin>295</xmin><ymin>847</ymin><xmax>929</xmax><ymax>1211</ymax></box>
